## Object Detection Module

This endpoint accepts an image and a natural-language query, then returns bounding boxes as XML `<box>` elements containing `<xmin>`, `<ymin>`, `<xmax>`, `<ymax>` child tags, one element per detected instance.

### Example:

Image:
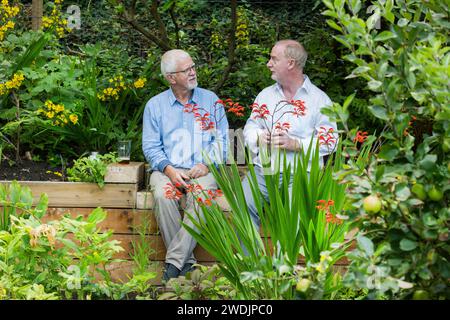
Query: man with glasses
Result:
<box><xmin>142</xmin><ymin>49</ymin><xmax>229</xmax><ymax>282</ymax></box>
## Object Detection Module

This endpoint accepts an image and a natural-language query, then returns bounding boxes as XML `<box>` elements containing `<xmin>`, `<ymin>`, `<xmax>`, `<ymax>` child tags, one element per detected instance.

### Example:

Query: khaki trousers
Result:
<box><xmin>149</xmin><ymin>170</ymin><xmax>217</xmax><ymax>270</ymax></box>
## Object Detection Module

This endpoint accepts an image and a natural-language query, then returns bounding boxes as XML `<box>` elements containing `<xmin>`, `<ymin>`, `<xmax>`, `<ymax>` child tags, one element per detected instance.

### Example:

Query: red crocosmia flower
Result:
<box><xmin>225</xmin><ymin>98</ymin><xmax>234</xmax><ymax>107</ymax></box>
<box><xmin>206</xmin><ymin>189</ymin><xmax>222</xmax><ymax>200</ymax></box>
<box><xmin>195</xmin><ymin>113</ymin><xmax>215</xmax><ymax>131</ymax></box>
<box><xmin>183</xmin><ymin>103</ymin><xmax>198</xmax><ymax>113</ymax></box>
<box><xmin>275</xmin><ymin>122</ymin><xmax>291</xmax><ymax>133</ymax></box>
<box><xmin>163</xmin><ymin>183</ymin><xmax>183</xmax><ymax>200</ymax></box>
<box><xmin>354</xmin><ymin>131</ymin><xmax>368</xmax><ymax>143</ymax></box>
<box><xmin>316</xmin><ymin>199</ymin><xmax>334</xmax><ymax>211</ymax></box>
<box><xmin>317</xmin><ymin>199</ymin><xmax>342</xmax><ymax>224</ymax></box>
<box><xmin>204</xmin><ymin>198</ymin><xmax>212</xmax><ymax>206</ymax></box>
<box><xmin>325</xmin><ymin>211</ymin><xmax>334</xmax><ymax>223</ymax></box>
<box><xmin>227</xmin><ymin>102</ymin><xmax>245</xmax><ymax>117</ymax></box>
<box><xmin>326</xmin><ymin>213</ymin><xmax>342</xmax><ymax>225</ymax></box>
<box><xmin>318</xmin><ymin>127</ymin><xmax>336</xmax><ymax>148</ymax></box>
<box><xmin>186</xmin><ymin>183</ymin><xmax>203</xmax><ymax>195</ymax></box>
<box><xmin>290</xmin><ymin>100</ymin><xmax>307</xmax><ymax>117</ymax></box>
<box><xmin>251</xmin><ymin>103</ymin><xmax>270</xmax><ymax>120</ymax></box>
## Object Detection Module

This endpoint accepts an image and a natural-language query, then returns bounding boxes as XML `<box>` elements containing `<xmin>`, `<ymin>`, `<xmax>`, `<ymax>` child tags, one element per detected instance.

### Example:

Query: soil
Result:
<box><xmin>0</xmin><ymin>159</ymin><xmax>65</xmax><ymax>181</ymax></box>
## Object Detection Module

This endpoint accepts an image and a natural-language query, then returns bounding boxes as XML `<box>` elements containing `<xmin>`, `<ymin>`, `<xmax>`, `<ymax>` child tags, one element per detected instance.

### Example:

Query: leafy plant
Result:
<box><xmin>159</xmin><ymin>264</ymin><xmax>236</xmax><ymax>300</ymax></box>
<box><xmin>322</xmin><ymin>0</ymin><xmax>449</xmax><ymax>299</ymax></box>
<box><xmin>66</xmin><ymin>152</ymin><xmax>119</xmax><ymax>188</ymax></box>
<box><xmin>0</xmin><ymin>181</ymin><xmax>157</xmax><ymax>300</ymax></box>
<box><xmin>0</xmin><ymin>180</ymin><xmax>48</xmax><ymax>231</ymax></box>
<box><xmin>180</xmin><ymin>135</ymin><xmax>364</xmax><ymax>299</ymax></box>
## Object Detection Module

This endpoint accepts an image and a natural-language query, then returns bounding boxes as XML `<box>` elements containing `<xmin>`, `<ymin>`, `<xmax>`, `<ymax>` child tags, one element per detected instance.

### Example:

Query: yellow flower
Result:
<box><xmin>69</xmin><ymin>114</ymin><xmax>78</xmax><ymax>124</ymax></box>
<box><xmin>133</xmin><ymin>78</ymin><xmax>146</xmax><ymax>89</ymax></box>
<box><xmin>46</xmin><ymin>111</ymin><xmax>55</xmax><ymax>119</ymax></box>
<box><xmin>55</xmin><ymin>104</ymin><xmax>65</xmax><ymax>113</ymax></box>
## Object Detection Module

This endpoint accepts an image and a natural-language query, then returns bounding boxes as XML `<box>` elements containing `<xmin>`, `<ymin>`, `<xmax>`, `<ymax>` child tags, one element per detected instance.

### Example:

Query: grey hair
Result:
<box><xmin>161</xmin><ymin>49</ymin><xmax>191</xmax><ymax>76</ymax></box>
<box><xmin>276</xmin><ymin>40</ymin><xmax>308</xmax><ymax>70</ymax></box>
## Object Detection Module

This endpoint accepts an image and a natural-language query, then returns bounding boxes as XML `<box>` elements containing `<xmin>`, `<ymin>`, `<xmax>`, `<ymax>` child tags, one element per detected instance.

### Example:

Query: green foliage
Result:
<box><xmin>323</xmin><ymin>0</ymin><xmax>449</xmax><ymax>299</ymax></box>
<box><xmin>181</xmin><ymin>139</ymin><xmax>359</xmax><ymax>299</ymax></box>
<box><xmin>0</xmin><ymin>180</ymin><xmax>48</xmax><ymax>231</ymax></box>
<box><xmin>159</xmin><ymin>264</ymin><xmax>236</xmax><ymax>300</ymax></box>
<box><xmin>66</xmin><ymin>152</ymin><xmax>119</xmax><ymax>188</ymax></box>
<box><xmin>0</xmin><ymin>182</ymin><xmax>156</xmax><ymax>300</ymax></box>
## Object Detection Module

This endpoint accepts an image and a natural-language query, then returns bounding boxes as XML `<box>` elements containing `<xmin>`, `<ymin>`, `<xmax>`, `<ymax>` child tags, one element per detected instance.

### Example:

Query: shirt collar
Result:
<box><xmin>275</xmin><ymin>74</ymin><xmax>311</xmax><ymax>97</ymax></box>
<box><xmin>168</xmin><ymin>87</ymin><xmax>199</xmax><ymax>107</ymax></box>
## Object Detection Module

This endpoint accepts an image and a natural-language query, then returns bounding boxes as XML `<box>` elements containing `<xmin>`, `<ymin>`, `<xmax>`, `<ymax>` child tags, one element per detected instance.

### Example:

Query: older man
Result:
<box><xmin>242</xmin><ymin>39</ymin><xmax>337</xmax><ymax>229</ymax></box>
<box><xmin>142</xmin><ymin>49</ymin><xmax>229</xmax><ymax>281</ymax></box>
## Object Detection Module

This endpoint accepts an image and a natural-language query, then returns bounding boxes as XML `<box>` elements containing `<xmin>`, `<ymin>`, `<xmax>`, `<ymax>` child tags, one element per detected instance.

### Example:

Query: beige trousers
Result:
<box><xmin>149</xmin><ymin>170</ymin><xmax>217</xmax><ymax>270</ymax></box>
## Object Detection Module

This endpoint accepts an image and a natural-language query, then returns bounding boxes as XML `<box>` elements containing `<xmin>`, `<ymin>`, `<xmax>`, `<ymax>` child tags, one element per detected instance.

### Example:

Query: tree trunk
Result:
<box><xmin>31</xmin><ymin>0</ymin><xmax>43</xmax><ymax>31</ymax></box>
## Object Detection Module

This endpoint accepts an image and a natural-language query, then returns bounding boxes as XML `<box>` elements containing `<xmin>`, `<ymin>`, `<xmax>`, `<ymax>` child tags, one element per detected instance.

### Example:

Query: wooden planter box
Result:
<box><xmin>0</xmin><ymin>162</ymin><xmax>145</xmax><ymax>208</ymax></box>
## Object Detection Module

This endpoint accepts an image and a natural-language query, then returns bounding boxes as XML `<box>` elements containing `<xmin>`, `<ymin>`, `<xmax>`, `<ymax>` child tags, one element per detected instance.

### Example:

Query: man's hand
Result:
<box><xmin>164</xmin><ymin>165</ymin><xmax>190</xmax><ymax>188</ymax></box>
<box><xmin>257</xmin><ymin>130</ymin><xmax>271</xmax><ymax>146</ymax></box>
<box><xmin>271</xmin><ymin>131</ymin><xmax>300</xmax><ymax>151</ymax></box>
<box><xmin>187</xmin><ymin>163</ymin><xmax>209</xmax><ymax>179</ymax></box>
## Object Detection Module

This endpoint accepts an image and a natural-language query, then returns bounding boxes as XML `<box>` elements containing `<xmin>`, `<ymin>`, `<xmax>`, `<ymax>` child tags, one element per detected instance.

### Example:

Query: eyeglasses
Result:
<box><xmin>169</xmin><ymin>64</ymin><xmax>196</xmax><ymax>75</ymax></box>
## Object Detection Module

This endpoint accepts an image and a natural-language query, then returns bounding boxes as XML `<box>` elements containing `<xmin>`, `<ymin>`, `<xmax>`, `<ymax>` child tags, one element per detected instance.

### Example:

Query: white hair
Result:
<box><xmin>276</xmin><ymin>40</ymin><xmax>308</xmax><ymax>70</ymax></box>
<box><xmin>160</xmin><ymin>49</ymin><xmax>192</xmax><ymax>76</ymax></box>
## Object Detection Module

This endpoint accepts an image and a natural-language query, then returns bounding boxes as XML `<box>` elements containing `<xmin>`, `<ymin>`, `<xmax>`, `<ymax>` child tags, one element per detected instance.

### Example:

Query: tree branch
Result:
<box><xmin>169</xmin><ymin>2</ymin><xmax>180</xmax><ymax>48</ymax></box>
<box><xmin>150</xmin><ymin>0</ymin><xmax>172</xmax><ymax>48</ymax></box>
<box><xmin>213</xmin><ymin>0</ymin><xmax>238</xmax><ymax>94</ymax></box>
<box><xmin>119</xmin><ymin>0</ymin><xmax>172</xmax><ymax>51</ymax></box>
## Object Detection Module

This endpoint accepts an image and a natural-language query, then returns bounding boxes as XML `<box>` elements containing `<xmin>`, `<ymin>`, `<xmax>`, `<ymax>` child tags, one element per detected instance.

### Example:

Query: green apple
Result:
<box><xmin>363</xmin><ymin>195</ymin><xmax>382</xmax><ymax>214</ymax></box>
<box><xmin>412</xmin><ymin>290</ymin><xmax>430</xmax><ymax>300</ymax></box>
<box><xmin>428</xmin><ymin>186</ymin><xmax>443</xmax><ymax>202</ymax></box>
<box><xmin>411</xmin><ymin>183</ymin><xmax>427</xmax><ymax>201</ymax></box>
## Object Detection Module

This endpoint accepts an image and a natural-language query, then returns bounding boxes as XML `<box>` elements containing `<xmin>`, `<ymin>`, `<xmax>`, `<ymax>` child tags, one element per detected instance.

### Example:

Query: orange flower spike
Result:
<box><xmin>354</xmin><ymin>131</ymin><xmax>368</xmax><ymax>143</ymax></box>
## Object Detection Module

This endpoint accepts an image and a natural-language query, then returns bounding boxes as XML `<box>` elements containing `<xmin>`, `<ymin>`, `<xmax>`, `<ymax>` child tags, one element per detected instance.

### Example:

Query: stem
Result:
<box><xmin>12</xmin><ymin>91</ymin><xmax>20</xmax><ymax>162</ymax></box>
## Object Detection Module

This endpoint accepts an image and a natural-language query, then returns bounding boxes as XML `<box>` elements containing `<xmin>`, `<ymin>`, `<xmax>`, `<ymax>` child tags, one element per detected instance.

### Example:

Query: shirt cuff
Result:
<box><xmin>157</xmin><ymin>160</ymin><xmax>172</xmax><ymax>173</ymax></box>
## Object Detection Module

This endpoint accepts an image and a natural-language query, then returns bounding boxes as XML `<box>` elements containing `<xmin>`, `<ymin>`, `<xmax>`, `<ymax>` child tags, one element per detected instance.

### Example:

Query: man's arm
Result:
<box><xmin>298</xmin><ymin>97</ymin><xmax>338</xmax><ymax>157</ymax></box>
<box><xmin>142</xmin><ymin>100</ymin><xmax>172</xmax><ymax>172</ymax></box>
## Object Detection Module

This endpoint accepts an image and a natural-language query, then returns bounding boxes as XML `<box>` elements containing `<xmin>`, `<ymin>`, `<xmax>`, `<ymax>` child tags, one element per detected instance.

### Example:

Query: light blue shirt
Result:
<box><xmin>142</xmin><ymin>87</ymin><xmax>229</xmax><ymax>172</ymax></box>
<box><xmin>243</xmin><ymin>75</ymin><xmax>337</xmax><ymax>171</ymax></box>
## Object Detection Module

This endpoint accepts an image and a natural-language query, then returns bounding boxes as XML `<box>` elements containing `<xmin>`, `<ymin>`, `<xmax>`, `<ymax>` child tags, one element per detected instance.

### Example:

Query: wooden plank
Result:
<box><xmin>0</xmin><ymin>181</ymin><xmax>137</xmax><ymax>208</ymax></box>
<box><xmin>105</xmin><ymin>162</ymin><xmax>144</xmax><ymax>185</ymax></box>
<box><xmin>42</xmin><ymin>207</ymin><xmax>158</xmax><ymax>234</ymax></box>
